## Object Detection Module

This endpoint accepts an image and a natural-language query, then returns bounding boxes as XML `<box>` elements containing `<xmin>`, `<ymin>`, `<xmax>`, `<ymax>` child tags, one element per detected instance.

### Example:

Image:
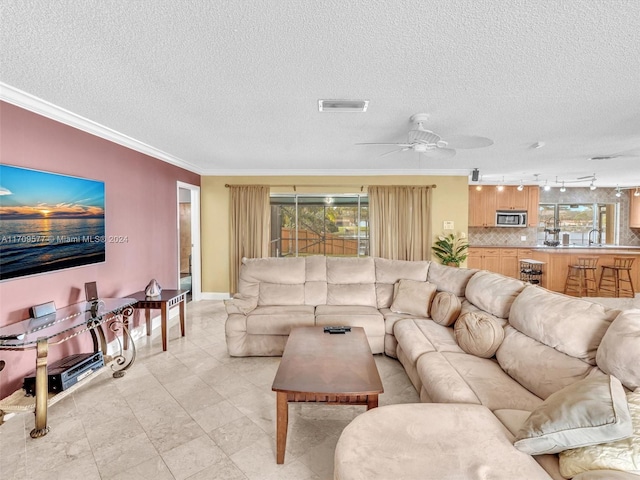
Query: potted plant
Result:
<box><xmin>432</xmin><ymin>233</ymin><xmax>469</xmax><ymax>267</ymax></box>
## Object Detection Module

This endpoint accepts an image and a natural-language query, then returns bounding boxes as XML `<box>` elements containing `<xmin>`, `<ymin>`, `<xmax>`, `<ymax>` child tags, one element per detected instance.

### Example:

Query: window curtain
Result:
<box><xmin>229</xmin><ymin>185</ymin><xmax>271</xmax><ymax>294</ymax></box>
<box><xmin>368</xmin><ymin>185</ymin><xmax>432</xmax><ymax>260</ymax></box>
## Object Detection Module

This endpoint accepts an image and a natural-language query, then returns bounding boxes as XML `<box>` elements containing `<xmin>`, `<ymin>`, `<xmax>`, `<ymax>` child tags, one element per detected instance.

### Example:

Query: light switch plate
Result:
<box><xmin>443</xmin><ymin>221</ymin><xmax>454</xmax><ymax>230</ymax></box>
<box><xmin>521</xmin><ymin>235</ymin><xmax>527</xmax><ymax>241</ymax></box>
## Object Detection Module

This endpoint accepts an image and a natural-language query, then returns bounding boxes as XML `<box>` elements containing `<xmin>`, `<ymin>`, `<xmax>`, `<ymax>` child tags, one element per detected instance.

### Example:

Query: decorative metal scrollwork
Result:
<box><xmin>108</xmin><ymin>305</ymin><xmax>135</xmax><ymax>378</ymax></box>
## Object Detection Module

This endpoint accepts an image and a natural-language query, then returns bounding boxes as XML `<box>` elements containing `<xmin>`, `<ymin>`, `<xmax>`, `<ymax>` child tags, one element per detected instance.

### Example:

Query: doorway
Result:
<box><xmin>177</xmin><ymin>182</ymin><xmax>201</xmax><ymax>302</ymax></box>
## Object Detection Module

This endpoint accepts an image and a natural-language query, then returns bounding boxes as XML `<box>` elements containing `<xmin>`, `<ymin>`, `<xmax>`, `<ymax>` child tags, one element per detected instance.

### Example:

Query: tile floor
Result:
<box><xmin>0</xmin><ymin>300</ymin><xmax>419</xmax><ymax>479</ymax></box>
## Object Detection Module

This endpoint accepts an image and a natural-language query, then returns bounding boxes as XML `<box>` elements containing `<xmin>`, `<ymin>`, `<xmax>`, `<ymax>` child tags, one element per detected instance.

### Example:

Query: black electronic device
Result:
<box><xmin>30</xmin><ymin>301</ymin><xmax>56</xmax><ymax>318</ymax></box>
<box><xmin>23</xmin><ymin>351</ymin><xmax>104</xmax><ymax>396</ymax></box>
<box><xmin>471</xmin><ymin>168</ymin><xmax>480</xmax><ymax>182</ymax></box>
<box><xmin>323</xmin><ymin>326</ymin><xmax>352</xmax><ymax>334</ymax></box>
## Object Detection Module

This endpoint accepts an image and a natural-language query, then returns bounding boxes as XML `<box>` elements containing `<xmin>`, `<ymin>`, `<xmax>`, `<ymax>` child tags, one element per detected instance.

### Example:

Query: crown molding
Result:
<box><xmin>197</xmin><ymin>168</ymin><xmax>471</xmax><ymax>177</ymax></box>
<box><xmin>0</xmin><ymin>82</ymin><xmax>203</xmax><ymax>175</ymax></box>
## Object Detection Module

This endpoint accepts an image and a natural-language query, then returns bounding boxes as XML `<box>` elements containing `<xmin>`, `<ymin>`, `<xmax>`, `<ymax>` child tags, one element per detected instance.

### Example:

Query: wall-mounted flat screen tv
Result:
<box><xmin>0</xmin><ymin>165</ymin><xmax>105</xmax><ymax>281</ymax></box>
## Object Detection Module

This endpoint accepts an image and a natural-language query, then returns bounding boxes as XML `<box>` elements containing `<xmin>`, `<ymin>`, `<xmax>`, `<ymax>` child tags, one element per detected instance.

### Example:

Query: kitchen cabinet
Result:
<box><xmin>468</xmin><ymin>187</ymin><xmax>496</xmax><ymax>227</ymax></box>
<box><xmin>468</xmin><ymin>186</ymin><xmax>538</xmax><ymax>228</ymax></box>
<box><xmin>630</xmin><ymin>190</ymin><xmax>640</xmax><ymax>228</ymax></box>
<box><xmin>467</xmin><ymin>247</ymin><xmax>504</xmax><ymax>275</ymax></box>
<box><xmin>495</xmin><ymin>186</ymin><xmax>528</xmax><ymax>210</ymax></box>
<box><xmin>527</xmin><ymin>187</ymin><xmax>539</xmax><ymax>227</ymax></box>
<box><xmin>499</xmin><ymin>248</ymin><xmax>520</xmax><ymax>278</ymax></box>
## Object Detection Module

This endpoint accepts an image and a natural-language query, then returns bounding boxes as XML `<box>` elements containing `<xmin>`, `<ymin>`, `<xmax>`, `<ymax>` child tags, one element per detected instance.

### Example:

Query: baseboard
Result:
<box><xmin>201</xmin><ymin>292</ymin><xmax>232</xmax><ymax>300</ymax></box>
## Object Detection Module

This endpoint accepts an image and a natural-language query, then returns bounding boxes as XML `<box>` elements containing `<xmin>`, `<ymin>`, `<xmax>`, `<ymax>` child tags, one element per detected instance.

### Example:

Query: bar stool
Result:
<box><xmin>564</xmin><ymin>257</ymin><xmax>599</xmax><ymax>297</ymax></box>
<box><xmin>598</xmin><ymin>257</ymin><xmax>635</xmax><ymax>298</ymax></box>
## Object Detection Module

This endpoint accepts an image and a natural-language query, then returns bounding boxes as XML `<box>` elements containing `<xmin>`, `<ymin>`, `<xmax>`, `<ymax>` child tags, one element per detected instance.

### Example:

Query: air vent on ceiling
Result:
<box><xmin>318</xmin><ymin>99</ymin><xmax>369</xmax><ymax>112</ymax></box>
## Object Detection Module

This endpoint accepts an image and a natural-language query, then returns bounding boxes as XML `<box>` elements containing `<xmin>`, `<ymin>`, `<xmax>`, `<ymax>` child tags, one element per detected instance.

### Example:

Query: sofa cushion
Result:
<box><xmin>390</xmin><ymin>279</ymin><xmax>436</xmax><ymax>317</ymax></box>
<box><xmin>327</xmin><ymin>283</ymin><xmax>377</xmax><ymax>306</ymax></box>
<box><xmin>559</xmin><ymin>389</ymin><xmax>640</xmax><ymax>478</ymax></box>
<box><xmin>379</xmin><ymin>309</ymin><xmax>426</xmax><ymax>335</ymax></box>
<box><xmin>241</xmin><ymin>256</ymin><xmax>306</xmax><ymax>284</ymax></box>
<box><xmin>454</xmin><ymin>311</ymin><xmax>505</xmax><ymax>358</ymax></box>
<box><xmin>596</xmin><ymin>309</ymin><xmax>640</xmax><ymax>390</ymax></box>
<box><xmin>465</xmin><ymin>270</ymin><xmax>527</xmax><ymax>319</ymax></box>
<box><xmin>327</xmin><ymin>257</ymin><xmax>375</xmax><ymax>284</ymax></box>
<box><xmin>417</xmin><ymin>351</ymin><xmax>543</xmax><ymax>411</ymax></box>
<box><xmin>393</xmin><ymin>319</ymin><xmax>463</xmax><ymax>363</ymax></box>
<box><xmin>258</xmin><ymin>283</ymin><xmax>305</xmax><ymax>305</ymax></box>
<box><xmin>427</xmin><ymin>263</ymin><xmax>477</xmax><ymax>297</ymax></box>
<box><xmin>514</xmin><ymin>375</ymin><xmax>633</xmax><ymax>455</ymax></box>
<box><xmin>305</xmin><ymin>255</ymin><xmax>327</xmax><ymax>281</ymax></box>
<box><xmin>375</xmin><ymin>283</ymin><xmax>395</xmax><ymax>309</ymax></box>
<box><xmin>497</xmin><ymin>326</ymin><xmax>604</xmax><ymax>400</ymax></box>
<box><xmin>460</xmin><ymin>299</ymin><xmax>508</xmax><ymax>327</ymax></box>
<box><xmin>246</xmin><ymin>306</ymin><xmax>316</xmax><ymax>335</ymax></box>
<box><xmin>374</xmin><ymin>257</ymin><xmax>430</xmax><ymax>284</ymax></box>
<box><xmin>304</xmin><ymin>281</ymin><xmax>327</xmax><ymax>306</ymax></box>
<box><xmin>508</xmin><ymin>286</ymin><xmax>618</xmax><ymax>365</ymax></box>
<box><xmin>431</xmin><ymin>292</ymin><xmax>462</xmax><ymax>326</ymax></box>
<box><xmin>334</xmin><ymin>403</ymin><xmax>551</xmax><ymax>480</ymax></box>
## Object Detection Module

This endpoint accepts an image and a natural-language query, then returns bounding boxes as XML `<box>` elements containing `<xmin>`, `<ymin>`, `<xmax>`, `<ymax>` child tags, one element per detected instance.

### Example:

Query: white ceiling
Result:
<box><xmin>1</xmin><ymin>0</ymin><xmax>640</xmax><ymax>188</ymax></box>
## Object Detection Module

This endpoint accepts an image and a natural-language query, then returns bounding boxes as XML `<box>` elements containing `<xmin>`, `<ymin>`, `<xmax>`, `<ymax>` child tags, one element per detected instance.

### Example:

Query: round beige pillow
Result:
<box><xmin>454</xmin><ymin>312</ymin><xmax>505</xmax><ymax>358</ymax></box>
<box><xmin>430</xmin><ymin>291</ymin><xmax>462</xmax><ymax>326</ymax></box>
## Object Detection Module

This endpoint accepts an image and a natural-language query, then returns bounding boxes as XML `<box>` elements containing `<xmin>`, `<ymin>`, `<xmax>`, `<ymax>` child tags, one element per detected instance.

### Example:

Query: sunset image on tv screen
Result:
<box><xmin>0</xmin><ymin>165</ymin><xmax>105</xmax><ymax>281</ymax></box>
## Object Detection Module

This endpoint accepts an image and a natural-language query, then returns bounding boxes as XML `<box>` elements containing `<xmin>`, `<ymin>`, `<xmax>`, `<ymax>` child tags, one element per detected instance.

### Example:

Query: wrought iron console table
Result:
<box><xmin>0</xmin><ymin>298</ymin><xmax>136</xmax><ymax>438</ymax></box>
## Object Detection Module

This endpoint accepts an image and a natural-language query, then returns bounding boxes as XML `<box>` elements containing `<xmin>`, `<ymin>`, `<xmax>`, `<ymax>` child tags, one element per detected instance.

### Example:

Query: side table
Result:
<box><xmin>127</xmin><ymin>290</ymin><xmax>189</xmax><ymax>351</ymax></box>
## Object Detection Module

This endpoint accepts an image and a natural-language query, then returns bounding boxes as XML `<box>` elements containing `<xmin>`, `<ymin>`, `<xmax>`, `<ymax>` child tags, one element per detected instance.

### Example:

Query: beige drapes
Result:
<box><xmin>229</xmin><ymin>185</ymin><xmax>271</xmax><ymax>293</ymax></box>
<box><xmin>368</xmin><ymin>185</ymin><xmax>432</xmax><ymax>260</ymax></box>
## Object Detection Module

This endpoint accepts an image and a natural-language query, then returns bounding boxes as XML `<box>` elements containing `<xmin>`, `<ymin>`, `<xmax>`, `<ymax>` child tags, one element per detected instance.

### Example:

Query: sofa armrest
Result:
<box><xmin>224</xmin><ymin>294</ymin><xmax>258</xmax><ymax>315</ymax></box>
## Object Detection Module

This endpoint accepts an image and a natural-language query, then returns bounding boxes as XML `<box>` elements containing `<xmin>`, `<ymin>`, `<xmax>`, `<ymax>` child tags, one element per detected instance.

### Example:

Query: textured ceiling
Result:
<box><xmin>1</xmin><ymin>0</ymin><xmax>640</xmax><ymax>187</ymax></box>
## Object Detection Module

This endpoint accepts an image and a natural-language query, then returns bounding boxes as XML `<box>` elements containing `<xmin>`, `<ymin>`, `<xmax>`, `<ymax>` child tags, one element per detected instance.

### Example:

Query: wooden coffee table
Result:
<box><xmin>271</xmin><ymin>326</ymin><xmax>383</xmax><ymax>464</ymax></box>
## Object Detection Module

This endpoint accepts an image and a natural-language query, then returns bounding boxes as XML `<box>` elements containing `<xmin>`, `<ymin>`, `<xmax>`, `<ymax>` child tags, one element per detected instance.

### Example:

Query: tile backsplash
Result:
<box><xmin>468</xmin><ymin>187</ymin><xmax>640</xmax><ymax>247</ymax></box>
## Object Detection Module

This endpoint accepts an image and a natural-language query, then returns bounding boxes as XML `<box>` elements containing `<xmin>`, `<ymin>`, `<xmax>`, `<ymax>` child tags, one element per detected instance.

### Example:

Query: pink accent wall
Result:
<box><xmin>0</xmin><ymin>101</ymin><xmax>200</xmax><ymax>398</ymax></box>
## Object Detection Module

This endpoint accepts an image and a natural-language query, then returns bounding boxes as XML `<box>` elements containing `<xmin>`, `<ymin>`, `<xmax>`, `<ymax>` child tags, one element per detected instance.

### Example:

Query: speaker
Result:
<box><xmin>471</xmin><ymin>168</ymin><xmax>480</xmax><ymax>182</ymax></box>
<box><xmin>30</xmin><ymin>301</ymin><xmax>56</xmax><ymax>318</ymax></box>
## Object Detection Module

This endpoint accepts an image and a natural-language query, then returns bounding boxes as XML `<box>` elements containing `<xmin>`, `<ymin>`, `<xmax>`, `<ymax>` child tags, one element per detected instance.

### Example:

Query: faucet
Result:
<box><xmin>588</xmin><ymin>229</ymin><xmax>601</xmax><ymax>246</ymax></box>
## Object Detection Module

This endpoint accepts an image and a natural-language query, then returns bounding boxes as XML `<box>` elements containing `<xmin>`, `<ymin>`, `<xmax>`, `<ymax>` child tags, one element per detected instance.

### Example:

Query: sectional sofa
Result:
<box><xmin>224</xmin><ymin>256</ymin><xmax>640</xmax><ymax>479</ymax></box>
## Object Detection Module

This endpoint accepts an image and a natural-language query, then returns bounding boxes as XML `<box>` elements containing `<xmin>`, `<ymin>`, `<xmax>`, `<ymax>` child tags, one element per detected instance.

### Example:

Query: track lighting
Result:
<box><xmin>589</xmin><ymin>181</ymin><xmax>597</xmax><ymax>191</ymax></box>
<box><xmin>517</xmin><ymin>182</ymin><xmax>524</xmax><ymax>191</ymax></box>
<box><xmin>635</xmin><ymin>188</ymin><xmax>640</xmax><ymax>197</ymax></box>
<box><xmin>496</xmin><ymin>185</ymin><xmax>504</xmax><ymax>191</ymax></box>
<box><xmin>615</xmin><ymin>186</ymin><xmax>622</xmax><ymax>198</ymax></box>
<box><xmin>559</xmin><ymin>182</ymin><xmax>566</xmax><ymax>193</ymax></box>
<box><xmin>543</xmin><ymin>181</ymin><xmax>551</xmax><ymax>192</ymax></box>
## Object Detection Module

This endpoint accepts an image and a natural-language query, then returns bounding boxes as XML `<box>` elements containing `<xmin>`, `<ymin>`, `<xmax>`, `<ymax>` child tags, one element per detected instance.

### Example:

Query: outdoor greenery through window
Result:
<box><xmin>270</xmin><ymin>195</ymin><xmax>369</xmax><ymax>257</ymax></box>
<box><xmin>538</xmin><ymin>203</ymin><xmax>617</xmax><ymax>245</ymax></box>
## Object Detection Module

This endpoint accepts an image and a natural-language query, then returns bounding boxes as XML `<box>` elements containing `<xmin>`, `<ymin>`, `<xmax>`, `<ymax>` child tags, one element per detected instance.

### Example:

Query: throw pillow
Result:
<box><xmin>454</xmin><ymin>311</ymin><xmax>504</xmax><ymax>358</ymax></box>
<box><xmin>514</xmin><ymin>375</ymin><xmax>633</xmax><ymax>455</ymax></box>
<box><xmin>430</xmin><ymin>291</ymin><xmax>462</xmax><ymax>326</ymax></box>
<box><xmin>390</xmin><ymin>279</ymin><xmax>437</xmax><ymax>317</ymax></box>
<box><xmin>558</xmin><ymin>389</ymin><xmax>640</xmax><ymax>478</ymax></box>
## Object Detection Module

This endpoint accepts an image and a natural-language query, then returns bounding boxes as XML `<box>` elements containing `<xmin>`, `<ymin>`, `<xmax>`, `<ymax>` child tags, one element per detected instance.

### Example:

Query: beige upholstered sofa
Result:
<box><xmin>224</xmin><ymin>257</ymin><xmax>640</xmax><ymax>479</ymax></box>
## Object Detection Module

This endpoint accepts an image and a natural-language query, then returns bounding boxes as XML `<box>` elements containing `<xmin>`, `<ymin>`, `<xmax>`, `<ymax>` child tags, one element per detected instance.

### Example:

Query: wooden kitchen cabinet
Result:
<box><xmin>495</xmin><ymin>186</ymin><xmax>528</xmax><ymax>210</ymax></box>
<box><xmin>499</xmin><ymin>248</ymin><xmax>520</xmax><ymax>278</ymax></box>
<box><xmin>630</xmin><ymin>190</ymin><xmax>640</xmax><ymax>228</ymax></box>
<box><xmin>468</xmin><ymin>187</ymin><xmax>496</xmax><ymax>227</ymax></box>
<box><xmin>469</xmin><ymin>186</ymin><xmax>538</xmax><ymax>228</ymax></box>
<box><xmin>467</xmin><ymin>247</ymin><xmax>505</xmax><ymax>275</ymax></box>
<box><xmin>527</xmin><ymin>187</ymin><xmax>539</xmax><ymax>227</ymax></box>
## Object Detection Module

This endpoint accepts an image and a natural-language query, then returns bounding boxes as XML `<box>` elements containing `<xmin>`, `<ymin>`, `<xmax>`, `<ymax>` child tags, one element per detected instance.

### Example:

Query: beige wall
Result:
<box><xmin>201</xmin><ymin>175</ymin><xmax>469</xmax><ymax>294</ymax></box>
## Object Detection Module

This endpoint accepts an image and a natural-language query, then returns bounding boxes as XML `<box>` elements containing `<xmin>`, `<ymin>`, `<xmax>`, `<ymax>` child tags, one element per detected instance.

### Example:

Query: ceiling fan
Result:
<box><xmin>356</xmin><ymin>113</ymin><xmax>493</xmax><ymax>158</ymax></box>
<box><xmin>589</xmin><ymin>148</ymin><xmax>640</xmax><ymax>161</ymax></box>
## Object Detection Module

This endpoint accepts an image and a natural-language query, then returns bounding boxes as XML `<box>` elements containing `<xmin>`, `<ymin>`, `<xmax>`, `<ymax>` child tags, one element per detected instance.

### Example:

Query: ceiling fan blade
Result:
<box><xmin>443</xmin><ymin>135</ymin><xmax>493</xmax><ymax>149</ymax></box>
<box><xmin>421</xmin><ymin>148</ymin><xmax>456</xmax><ymax>159</ymax></box>
<box><xmin>356</xmin><ymin>142</ymin><xmax>413</xmax><ymax>147</ymax></box>
<box><xmin>379</xmin><ymin>148</ymin><xmax>409</xmax><ymax>157</ymax></box>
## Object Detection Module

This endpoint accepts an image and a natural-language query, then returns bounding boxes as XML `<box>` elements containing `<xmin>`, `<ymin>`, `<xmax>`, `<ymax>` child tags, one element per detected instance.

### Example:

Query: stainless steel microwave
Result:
<box><xmin>496</xmin><ymin>211</ymin><xmax>527</xmax><ymax>227</ymax></box>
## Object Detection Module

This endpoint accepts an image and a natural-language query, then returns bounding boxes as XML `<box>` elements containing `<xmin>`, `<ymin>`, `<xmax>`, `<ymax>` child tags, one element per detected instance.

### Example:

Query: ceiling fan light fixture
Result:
<box><xmin>318</xmin><ymin>99</ymin><xmax>369</xmax><ymax>112</ymax></box>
